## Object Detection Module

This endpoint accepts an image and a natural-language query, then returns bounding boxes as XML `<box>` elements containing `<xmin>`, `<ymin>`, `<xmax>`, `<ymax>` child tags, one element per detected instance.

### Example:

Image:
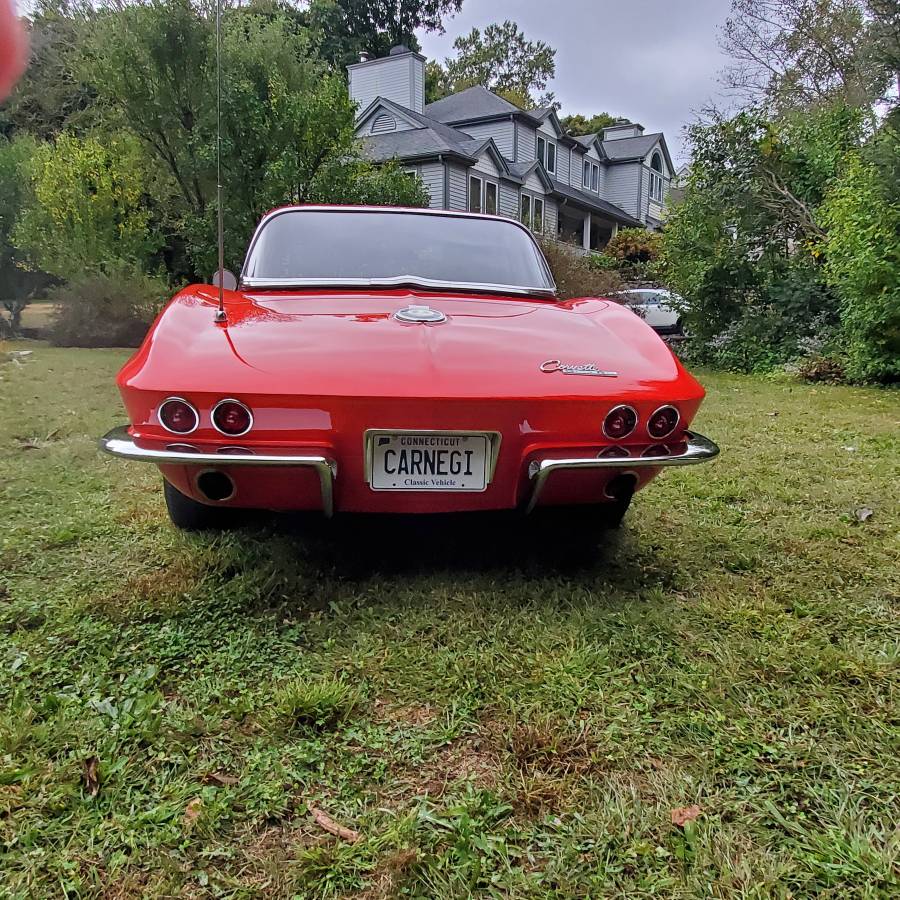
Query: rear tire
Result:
<box><xmin>163</xmin><ymin>479</ymin><xmax>236</xmax><ymax>531</ymax></box>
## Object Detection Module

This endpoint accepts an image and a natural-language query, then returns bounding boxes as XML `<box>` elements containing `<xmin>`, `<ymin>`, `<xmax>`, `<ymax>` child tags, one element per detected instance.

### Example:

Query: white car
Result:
<box><xmin>618</xmin><ymin>289</ymin><xmax>684</xmax><ymax>335</ymax></box>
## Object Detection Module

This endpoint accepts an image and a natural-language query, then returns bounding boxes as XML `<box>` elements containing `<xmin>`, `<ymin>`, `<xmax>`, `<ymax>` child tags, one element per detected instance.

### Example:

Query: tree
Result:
<box><xmin>81</xmin><ymin>0</ymin><xmax>427</xmax><ymax>277</ymax></box>
<box><xmin>720</xmin><ymin>0</ymin><xmax>895</xmax><ymax>112</ymax></box>
<box><xmin>305</xmin><ymin>0</ymin><xmax>463</xmax><ymax>69</ymax></box>
<box><xmin>13</xmin><ymin>132</ymin><xmax>162</xmax><ymax>279</ymax></box>
<box><xmin>0</xmin><ymin>135</ymin><xmax>54</xmax><ymax>333</ymax></box>
<box><xmin>1</xmin><ymin>0</ymin><xmax>96</xmax><ymax>140</ymax></box>
<box><xmin>441</xmin><ymin>20</ymin><xmax>556</xmax><ymax>108</ymax></box>
<box><xmin>560</xmin><ymin>112</ymin><xmax>618</xmax><ymax>136</ymax></box>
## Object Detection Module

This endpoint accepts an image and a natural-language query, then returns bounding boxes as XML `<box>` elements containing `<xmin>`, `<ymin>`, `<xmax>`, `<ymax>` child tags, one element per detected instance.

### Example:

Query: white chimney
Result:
<box><xmin>348</xmin><ymin>45</ymin><xmax>426</xmax><ymax>115</ymax></box>
<box><xmin>602</xmin><ymin>120</ymin><xmax>645</xmax><ymax>140</ymax></box>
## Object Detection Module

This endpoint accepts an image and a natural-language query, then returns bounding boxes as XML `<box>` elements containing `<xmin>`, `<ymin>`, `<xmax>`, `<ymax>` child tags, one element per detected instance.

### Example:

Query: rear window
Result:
<box><xmin>242</xmin><ymin>208</ymin><xmax>555</xmax><ymax>295</ymax></box>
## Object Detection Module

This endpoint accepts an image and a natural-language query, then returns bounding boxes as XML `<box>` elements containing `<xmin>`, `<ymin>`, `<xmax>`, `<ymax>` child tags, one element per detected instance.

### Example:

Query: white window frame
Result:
<box><xmin>546</xmin><ymin>140</ymin><xmax>556</xmax><ymax>174</ymax></box>
<box><xmin>469</xmin><ymin>174</ymin><xmax>499</xmax><ymax>215</ymax></box>
<box><xmin>537</xmin><ymin>136</ymin><xmax>546</xmax><ymax>167</ymax></box>
<box><xmin>484</xmin><ymin>180</ymin><xmax>498</xmax><ymax>216</ymax></box>
<box><xmin>583</xmin><ymin>159</ymin><xmax>591</xmax><ymax>189</ymax></box>
<box><xmin>521</xmin><ymin>192</ymin><xmax>544</xmax><ymax>234</ymax></box>
<box><xmin>591</xmin><ymin>163</ymin><xmax>600</xmax><ymax>193</ymax></box>
<box><xmin>649</xmin><ymin>152</ymin><xmax>664</xmax><ymax>202</ymax></box>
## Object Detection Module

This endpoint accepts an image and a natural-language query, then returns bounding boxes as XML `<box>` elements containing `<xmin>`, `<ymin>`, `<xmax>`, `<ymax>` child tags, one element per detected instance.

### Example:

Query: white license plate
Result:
<box><xmin>368</xmin><ymin>432</ymin><xmax>490</xmax><ymax>491</ymax></box>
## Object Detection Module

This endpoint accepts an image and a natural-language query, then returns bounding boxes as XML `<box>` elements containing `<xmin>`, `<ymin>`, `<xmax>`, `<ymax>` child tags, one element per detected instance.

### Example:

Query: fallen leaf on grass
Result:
<box><xmin>202</xmin><ymin>771</ymin><xmax>239</xmax><ymax>787</ymax></box>
<box><xmin>309</xmin><ymin>805</ymin><xmax>359</xmax><ymax>842</ymax></box>
<box><xmin>183</xmin><ymin>797</ymin><xmax>203</xmax><ymax>829</ymax></box>
<box><xmin>82</xmin><ymin>756</ymin><xmax>100</xmax><ymax>797</ymax></box>
<box><xmin>855</xmin><ymin>506</ymin><xmax>874</xmax><ymax>522</ymax></box>
<box><xmin>670</xmin><ymin>805</ymin><xmax>702</xmax><ymax>827</ymax></box>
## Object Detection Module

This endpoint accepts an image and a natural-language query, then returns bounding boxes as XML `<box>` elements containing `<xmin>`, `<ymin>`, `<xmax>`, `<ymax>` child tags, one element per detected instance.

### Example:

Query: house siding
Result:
<box><xmin>516</xmin><ymin>122</ymin><xmax>536</xmax><ymax>161</ymax></box>
<box><xmin>416</xmin><ymin>162</ymin><xmax>444</xmax><ymax>209</ymax></box>
<box><xmin>556</xmin><ymin>144</ymin><xmax>571</xmax><ymax>185</ymax></box>
<box><xmin>460</xmin><ymin>120</ymin><xmax>515</xmax><ymax>158</ymax></box>
<box><xmin>358</xmin><ymin>105</ymin><xmax>415</xmax><ymax>135</ymax></box>
<box><xmin>605</xmin><ymin>163</ymin><xmax>642</xmax><ymax>219</ymax></box>
<box><xmin>446</xmin><ymin>162</ymin><xmax>468</xmax><ymax>210</ymax></box>
<box><xmin>543</xmin><ymin>198</ymin><xmax>558</xmax><ymax>236</ymax></box>
<box><xmin>471</xmin><ymin>152</ymin><xmax>501</xmax><ymax>179</ymax></box>
<box><xmin>349</xmin><ymin>55</ymin><xmax>425</xmax><ymax>114</ymax></box>
<box><xmin>498</xmin><ymin>183</ymin><xmax>519</xmax><ymax>219</ymax></box>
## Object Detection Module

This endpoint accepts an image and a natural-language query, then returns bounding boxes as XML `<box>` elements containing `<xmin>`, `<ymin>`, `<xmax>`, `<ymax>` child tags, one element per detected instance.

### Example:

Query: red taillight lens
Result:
<box><xmin>603</xmin><ymin>405</ymin><xmax>637</xmax><ymax>440</ymax></box>
<box><xmin>212</xmin><ymin>399</ymin><xmax>253</xmax><ymax>436</ymax></box>
<box><xmin>647</xmin><ymin>405</ymin><xmax>679</xmax><ymax>439</ymax></box>
<box><xmin>599</xmin><ymin>446</ymin><xmax>630</xmax><ymax>459</ymax></box>
<box><xmin>158</xmin><ymin>397</ymin><xmax>198</xmax><ymax>434</ymax></box>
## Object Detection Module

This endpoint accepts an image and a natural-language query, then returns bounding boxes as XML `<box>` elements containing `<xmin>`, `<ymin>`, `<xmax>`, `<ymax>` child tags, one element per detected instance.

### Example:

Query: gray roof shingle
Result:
<box><xmin>362</xmin><ymin>128</ymin><xmax>475</xmax><ymax>163</ymax></box>
<box><xmin>601</xmin><ymin>133</ymin><xmax>663</xmax><ymax>161</ymax></box>
<box><xmin>425</xmin><ymin>85</ymin><xmax>522</xmax><ymax>123</ymax></box>
<box><xmin>550</xmin><ymin>179</ymin><xmax>643</xmax><ymax>227</ymax></box>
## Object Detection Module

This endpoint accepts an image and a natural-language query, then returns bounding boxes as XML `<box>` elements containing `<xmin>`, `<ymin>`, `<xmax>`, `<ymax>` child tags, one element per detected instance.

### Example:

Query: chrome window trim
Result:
<box><xmin>239</xmin><ymin>205</ymin><xmax>557</xmax><ymax>297</ymax></box>
<box><xmin>211</xmin><ymin>398</ymin><xmax>254</xmax><ymax>437</ymax></box>
<box><xmin>647</xmin><ymin>404</ymin><xmax>680</xmax><ymax>439</ymax></box>
<box><xmin>99</xmin><ymin>426</ymin><xmax>337</xmax><ymax>517</ymax></box>
<box><xmin>363</xmin><ymin>428</ymin><xmax>502</xmax><ymax>487</ymax></box>
<box><xmin>158</xmin><ymin>397</ymin><xmax>199</xmax><ymax>435</ymax></box>
<box><xmin>525</xmin><ymin>431</ymin><xmax>720</xmax><ymax>514</ymax></box>
<box><xmin>602</xmin><ymin>404</ymin><xmax>638</xmax><ymax>440</ymax></box>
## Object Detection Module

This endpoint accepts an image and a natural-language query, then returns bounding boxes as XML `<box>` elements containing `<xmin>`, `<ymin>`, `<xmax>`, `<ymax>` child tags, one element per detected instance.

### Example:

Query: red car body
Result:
<box><xmin>101</xmin><ymin>206</ymin><xmax>718</xmax><ymax>527</ymax></box>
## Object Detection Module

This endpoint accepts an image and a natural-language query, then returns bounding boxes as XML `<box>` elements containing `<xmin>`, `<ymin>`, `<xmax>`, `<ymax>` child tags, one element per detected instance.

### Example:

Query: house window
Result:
<box><xmin>469</xmin><ymin>175</ymin><xmax>498</xmax><ymax>215</ymax></box>
<box><xmin>591</xmin><ymin>164</ymin><xmax>599</xmax><ymax>192</ymax></box>
<box><xmin>537</xmin><ymin>135</ymin><xmax>556</xmax><ymax>174</ymax></box>
<box><xmin>485</xmin><ymin>181</ymin><xmax>498</xmax><ymax>215</ymax></box>
<box><xmin>583</xmin><ymin>160</ymin><xmax>591</xmax><ymax>188</ymax></box>
<box><xmin>468</xmin><ymin>175</ymin><xmax>483</xmax><ymax>213</ymax></box>
<box><xmin>521</xmin><ymin>192</ymin><xmax>544</xmax><ymax>233</ymax></box>
<box><xmin>533</xmin><ymin>197</ymin><xmax>544</xmax><ymax>233</ymax></box>
<box><xmin>649</xmin><ymin>151</ymin><xmax>664</xmax><ymax>202</ymax></box>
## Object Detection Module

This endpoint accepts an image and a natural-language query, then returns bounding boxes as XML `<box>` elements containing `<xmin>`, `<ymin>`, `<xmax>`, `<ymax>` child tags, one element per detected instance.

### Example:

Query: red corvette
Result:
<box><xmin>100</xmin><ymin>206</ymin><xmax>718</xmax><ymax>530</ymax></box>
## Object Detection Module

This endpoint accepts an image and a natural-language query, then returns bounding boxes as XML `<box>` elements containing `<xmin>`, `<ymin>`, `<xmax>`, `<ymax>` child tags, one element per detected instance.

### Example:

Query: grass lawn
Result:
<box><xmin>1</xmin><ymin>343</ymin><xmax>898</xmax><ymax>898</ymax></box>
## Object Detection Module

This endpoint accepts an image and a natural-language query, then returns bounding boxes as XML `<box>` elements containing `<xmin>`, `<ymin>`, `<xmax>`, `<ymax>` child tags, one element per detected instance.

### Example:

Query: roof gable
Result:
<box><xmin>602</xmin><ymin>132</ymin><xmax>674</xmax><ymax>172</ymax></box>
<box><xmin>425</xmin><ymin>85</ymin><xmax>525</xmax><ymax>124</ymax></box>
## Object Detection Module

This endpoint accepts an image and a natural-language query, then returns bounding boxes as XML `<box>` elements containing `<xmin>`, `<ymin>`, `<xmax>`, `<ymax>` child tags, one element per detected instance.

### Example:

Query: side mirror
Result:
<box><xmin>211</xmin><ymin>269</ymin><xmax>238</xmax><ymax>291</ymax></box>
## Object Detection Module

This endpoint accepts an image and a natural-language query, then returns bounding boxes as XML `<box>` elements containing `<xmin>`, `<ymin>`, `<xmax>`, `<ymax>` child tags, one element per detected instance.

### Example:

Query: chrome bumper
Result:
<box><xmin>525</xmin><ymin>430</ymin><xmax>719</xmax><ymax>513</ymax></box>
<box><xmin>99</xmin><ymin>426</ymin><xmax>337</xmax><ymax>517</ymax></box>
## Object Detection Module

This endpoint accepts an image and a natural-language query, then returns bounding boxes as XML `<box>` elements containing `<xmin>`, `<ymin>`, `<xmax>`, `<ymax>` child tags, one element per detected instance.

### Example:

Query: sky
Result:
<box><xmin>418</xmin><ymin>0</ymin><xmax>734</xmax><ymax>164</ymax></box>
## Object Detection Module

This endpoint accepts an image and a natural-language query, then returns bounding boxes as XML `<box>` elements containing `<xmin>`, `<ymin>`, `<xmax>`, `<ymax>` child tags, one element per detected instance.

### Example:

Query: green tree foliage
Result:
<box><xmin>560</xmin><ymin>112</ymin><xmax>618</xmax><ymax>136</ymax></box>
<box><xmin>661</xmin><ymin>106</ymin><xmax>868</xmax><ymax>373</ymax></box>
<box><xmin>435</xmin><ymin>20</ymin><xmax>557</xmax><ymax>108</ymax></box>
<box><xmin>14</xmin><ymin>132</ymin><xmax>162</xmax><ymax>280</ymax></box>
<box><xmin>818</xmin><ymin>121</ymin><xmax>900</xmax><ymax>382</ymax></box>
<box><xmin>305</xmin><ymin>0</ymin><xmax>463</xmax><ymax>69</ymax></box>
<box><xmin>80</xmin><ymin>0</ymin><xmax>427</xmax><ymax>277</ymax></box>
<box><xmin>0</xmin><ymin>0</ymin><xmax>95</xmax><ymax>140</ymax></box>
<box><xmin>0</xmin><ymin>136</ymin><xmax>55</xmax><ymax>333</ymax></box>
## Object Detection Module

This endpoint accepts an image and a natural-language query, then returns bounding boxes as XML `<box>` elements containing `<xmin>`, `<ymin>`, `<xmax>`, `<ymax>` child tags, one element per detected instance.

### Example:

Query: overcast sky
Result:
<box><xmin>418</xmin><ymin>0</ymin><xmax>733</xmax><ymax>164</ymax></box>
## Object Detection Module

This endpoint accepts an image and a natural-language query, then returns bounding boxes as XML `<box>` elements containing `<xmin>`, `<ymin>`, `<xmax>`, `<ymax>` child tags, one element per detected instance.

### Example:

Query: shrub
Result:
<box><xmin>48</xmin><ymin>268</ymin><xmax>169</xmax><ymax>348</ymax></box>
<box><xmin>605</xmin><ymin>228</ymin><xmax>662</xmax><ymax>263</ymax></box>
<box><xmin>541</xmin><ymin>240</ymin><xmax>621</xmax><ymax>300</ymax></box>
<box><xmin>819</xmin><ymin>147</ymin><xmax>900</xmax><ymax>383</ymax></box>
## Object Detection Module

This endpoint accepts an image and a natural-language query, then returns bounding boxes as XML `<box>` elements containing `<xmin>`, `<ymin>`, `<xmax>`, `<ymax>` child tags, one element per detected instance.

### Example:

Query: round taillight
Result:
<box><xmin>603</xmin><ymin>405</ymin><xmax>637</xmax><ymax>440</ymax></box>
<box><xmin>647</xmin><ymin>405</ymin><xmax>680</xmax><ymax>439</ymax></box>
<box><xmin>599</xmin><ymin>446</ymin><xmax>630</xmax><ymax>459</ymax></box>
<box><xmin>212</xmin><ymin>399</ymin><xmax>253</xmax><ymax>436</ymax></box>
<box><xmin>158</xmin><ymin>397</ymin><xmax>198</xmax><ymax>434</ymax></box>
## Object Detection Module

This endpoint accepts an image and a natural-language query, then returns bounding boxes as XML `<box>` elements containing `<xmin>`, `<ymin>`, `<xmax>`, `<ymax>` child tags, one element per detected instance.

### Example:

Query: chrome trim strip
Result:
<box><xmin>211</xmin><ymin>398</ymin><xmax>254</xmax><ymax>437</ymax></box>
<box><xmin>525</xmin><ymin>431</ymin><xmax>719</xmax><ymax>514</ymax></box>
<box><xmin>363</xmin><ymin>428</ymin><xmax>502</xmax><ymax>487</ymax></box>
<box><xmin>158</xmin><ymin>396</ymin><xmax>199</xmax><ymax>435</ymax></box>
<box><xmin>99</xmin><ymin>426</ymin><xmax>337</xmax><ymax>517</ymax></box>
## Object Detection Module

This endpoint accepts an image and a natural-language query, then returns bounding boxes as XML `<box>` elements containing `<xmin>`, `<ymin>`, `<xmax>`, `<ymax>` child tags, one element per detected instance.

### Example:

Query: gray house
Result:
<box><xmin>350</xmin><ymin>46</ymin><xmax>674</xmax><ymax>253</ymax></box>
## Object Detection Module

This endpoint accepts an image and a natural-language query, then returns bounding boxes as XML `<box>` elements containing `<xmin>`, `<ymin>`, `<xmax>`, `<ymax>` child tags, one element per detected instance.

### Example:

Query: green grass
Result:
<box><xmin>1</xmin><ymin>342</ymin><xmax>898</xmax><ymax>898</ymax></box>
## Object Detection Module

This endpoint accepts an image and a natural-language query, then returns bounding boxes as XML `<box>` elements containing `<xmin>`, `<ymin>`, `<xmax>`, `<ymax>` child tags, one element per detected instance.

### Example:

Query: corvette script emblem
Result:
<box><xmin>540</xmin><ymin>359</ymin><xmax>619</xmax><ymax>377</ymax></box>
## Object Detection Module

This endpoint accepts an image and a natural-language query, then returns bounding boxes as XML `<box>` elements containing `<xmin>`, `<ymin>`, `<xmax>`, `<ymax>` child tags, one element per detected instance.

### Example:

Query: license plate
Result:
<box><xmin>368</xmin><ymin>431</ymin><xmax>491</xmax><ymax>491</ymax></box>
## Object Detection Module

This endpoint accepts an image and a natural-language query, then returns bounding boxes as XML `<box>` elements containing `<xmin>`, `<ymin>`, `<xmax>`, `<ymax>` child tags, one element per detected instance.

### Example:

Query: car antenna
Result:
<box><xmin>214</xmin><ymin>0</ymin><xmax>227</xmax><ymax>325</ymax></box>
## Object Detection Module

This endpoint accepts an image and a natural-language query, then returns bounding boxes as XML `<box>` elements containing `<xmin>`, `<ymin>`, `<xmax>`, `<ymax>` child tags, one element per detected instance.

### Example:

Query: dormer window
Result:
<box><xmin>537</xmin><ymin>136</ymin><xmax>556</xmax><ymax>174</ymax></box>
<box><xmin>649</xmin><ymin>151</ymin><xmax>664</xmax><ymax>202</ymax></box>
